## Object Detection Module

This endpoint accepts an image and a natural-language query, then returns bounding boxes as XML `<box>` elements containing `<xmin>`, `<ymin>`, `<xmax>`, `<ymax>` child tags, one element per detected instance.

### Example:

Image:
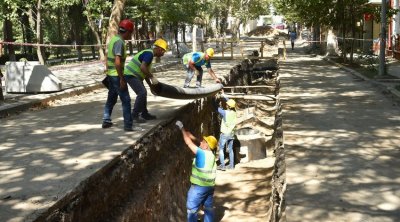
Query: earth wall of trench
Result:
<box><xmin>34</xmin><ymin>59</ymin><xmax>286</xmax><ymax>222</ymax></box>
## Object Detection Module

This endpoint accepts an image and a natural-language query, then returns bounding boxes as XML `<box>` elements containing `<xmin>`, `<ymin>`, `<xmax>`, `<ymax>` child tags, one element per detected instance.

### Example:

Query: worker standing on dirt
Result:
<box><xmin>175</xmin><ymin>120</ymin><xmax>217</xmax><ymax>222</ymax></box>
<box><xmin>124</xmin><ymin>38</ymin><xmax>168</xmax><ymax>123</ymax></box>
<box><xmin>102</xmin><ymin>19</ymin><xmax>139</xmax><ymax>131</ymax></box>
<box><xmin>215</xmin><ymin>93</ymin><xmax>237</xmax><ymax>170</ymax></box>
<box><xmin>182</xmin><ymin>48</ymin><xmax>221</xmax><ymax>88</ymax></box>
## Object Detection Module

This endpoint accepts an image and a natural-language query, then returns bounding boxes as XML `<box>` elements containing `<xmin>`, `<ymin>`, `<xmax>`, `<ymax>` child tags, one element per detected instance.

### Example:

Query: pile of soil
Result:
<box><xmin>247</xmin><ymin>26</ymin><xmax>275</xmax><ymax>37</ymax></box>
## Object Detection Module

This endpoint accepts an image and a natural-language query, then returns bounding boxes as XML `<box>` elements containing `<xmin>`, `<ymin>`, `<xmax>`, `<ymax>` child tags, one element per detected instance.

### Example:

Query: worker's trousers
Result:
<box><xmin>218</xmin><ymin>133</ymin><xmax>235</xmax><ymax>169</ymax></box>
<box><xmin>183</xmin><ymin>65</ymin><xmax>203</xmax><ymax>88</ymax></box>
<box><xmin>102</xmin><ymin>76</ymin><xmax>132</xmax><ymax>129</ymax></box>
<box><xmin>187</xmin><ymin>184</ymin><xmax>214</xmax><ymax>222</ymax></box>
<box><xmin>124</xmin><ymin>75</ymin><xmax>149</xmax><ymax>117</ymax></box>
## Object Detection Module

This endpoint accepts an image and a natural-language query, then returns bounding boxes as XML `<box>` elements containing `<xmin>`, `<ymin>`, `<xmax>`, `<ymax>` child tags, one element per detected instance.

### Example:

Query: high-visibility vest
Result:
<box><xmin>124</xmin><ymin>49</ymin><xmax>153</xmax><ymax>80</ymax></box>
<box><xmin>220</xmin><ymin>110</ymin><xmax>236</xmax><ymax>136</ymax></box>
<box><xmin>106</xmin><ymin>35</ymin><xmax>126</xmax><ymax>76</ymax></box>
<box><xmin>190</xmin><ymin>150</ymin><xmax>216</xmax><ymax>187</ymax></box>
<box><xmin>182</xmin><ymin>52</ymin><xmax>205</xmax><ymax>66</ymax></box>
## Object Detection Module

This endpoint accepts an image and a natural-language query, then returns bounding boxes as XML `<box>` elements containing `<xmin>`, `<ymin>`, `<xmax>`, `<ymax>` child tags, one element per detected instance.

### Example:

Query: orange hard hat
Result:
<box><xmin>119</xmin><ymin>19</ymin><xmax>134</xmax><ymax>32</ymax></box>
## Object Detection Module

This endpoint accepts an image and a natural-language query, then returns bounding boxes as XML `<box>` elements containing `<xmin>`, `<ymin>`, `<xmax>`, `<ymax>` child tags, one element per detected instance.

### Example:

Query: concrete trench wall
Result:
<box><xmin>34</xmin><ymin>58</ymin><xmax>286</xmax><ymax>222</ymax></box>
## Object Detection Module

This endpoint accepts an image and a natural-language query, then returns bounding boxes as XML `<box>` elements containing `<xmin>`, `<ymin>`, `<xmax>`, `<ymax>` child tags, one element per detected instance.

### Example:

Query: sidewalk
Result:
<box><xmin>0</xmin><ymin>53</ymin><xmax>180</xmax><ymax>117</ymax></box>
<box><xmin>282</xmin><ymin>44</ymin><xmax>400</xmax><ymax>221</ymax></box>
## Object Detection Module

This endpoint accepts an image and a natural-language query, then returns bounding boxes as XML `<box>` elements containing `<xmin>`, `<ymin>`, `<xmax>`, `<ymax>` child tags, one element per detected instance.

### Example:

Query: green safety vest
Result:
<box><xmin>106</xmin><ymin>35</ymin><xmax>126</xmax><ymax>76</ymax></box>
<box><xmin>182</xmin><ymin>52</ymin><xmax>205</xmax><ymax>66</ymax></box>
<box><xmin>190</xmin><ymin>149</ymin><xmax>217</xmax><ymax>187</ymax></box>
<box><xmin>124</xmin><ymin>49</ymin><xmax>153</xmax><ymax>80</ymax></box>
<box><xmin>220</xmin><ymin>110</ymin><xmax>237</xmax><ymax>136</ymax></box>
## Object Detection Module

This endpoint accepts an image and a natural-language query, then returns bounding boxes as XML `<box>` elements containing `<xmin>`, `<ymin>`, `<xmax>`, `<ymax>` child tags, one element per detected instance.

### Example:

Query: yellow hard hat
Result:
<box><xmin>203</xmin><ymin>136</ymin><xmax>218</xmax><ymax>150</ymax></box>
<box><xmin>226</xmin><ymin>99</ymin><xmax>236</xmax><ymax>108</ymax></box>
<box><xmin>154</xmin><ymin>39</ymin><xmax>168</xmax><ymax>51</ymax></box>
<box><xmin>206</xmin><ymin>48</ymin><xmax>214</xmax><ymax>57</ymax></box>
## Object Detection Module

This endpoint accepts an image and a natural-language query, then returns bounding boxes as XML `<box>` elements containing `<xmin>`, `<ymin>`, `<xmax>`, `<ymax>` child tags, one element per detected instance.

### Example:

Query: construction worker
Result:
<box><xmin>182</xmin><ymin>48</ymin><xmax>221</xmax><ymax>88</ymax></box>
<box><xmin>124</xmin><ymin>38</ymin><xmax>168</xmax><ymax>123</ymax></box>
<box><xmin>175</xmin><ymin>120</ymin><xmax>217</xmax><ymax>222</ymax></box>
<box><xmin>102</xmin><ymin>19</ymin><xmax>141</xmax><ymax>131</ymax></box>
<box><xmin>215</xmin><ymin>93</ymin><xmax>237</xmax><ymax>170</ymax></box>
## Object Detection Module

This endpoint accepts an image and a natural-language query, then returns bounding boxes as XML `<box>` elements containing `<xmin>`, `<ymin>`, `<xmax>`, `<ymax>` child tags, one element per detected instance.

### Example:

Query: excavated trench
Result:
<box><xmin>33</xmin><ymin>58</ymin><xmax>286</xmax><ymax>222</ymax></box>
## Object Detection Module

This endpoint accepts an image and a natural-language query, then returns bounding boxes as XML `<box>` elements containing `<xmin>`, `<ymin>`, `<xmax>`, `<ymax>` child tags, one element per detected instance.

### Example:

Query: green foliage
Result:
<box><xmin>231</xmin><ymin>0</ymin><xmax>271</xmax><ymax>23</ymax></box>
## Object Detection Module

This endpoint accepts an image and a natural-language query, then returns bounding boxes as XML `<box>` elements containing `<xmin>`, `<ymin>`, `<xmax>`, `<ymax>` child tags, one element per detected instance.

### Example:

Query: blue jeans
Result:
<box><xmin>124</xmin><ymin>75</ymin><xmax>149</xmax><ymax>117</ymax></box>
<box><xmin>218</xmin><ymin>133</ymin><xmax>234</xmax><ymax>169</ymax></box>
<box><xmin>102</xmin><ymin>76</ymin><xmax>132</xmax><ymax>129</ymax></box>
<box><xmin>183</xmin><ymin>65</ymin><xmax>203</xmax><ymax>87</ymax></box>
<box><xmin>187</xmin><ymin>184</ymin><xmax>214</xmax><ymax>222</ymax></box>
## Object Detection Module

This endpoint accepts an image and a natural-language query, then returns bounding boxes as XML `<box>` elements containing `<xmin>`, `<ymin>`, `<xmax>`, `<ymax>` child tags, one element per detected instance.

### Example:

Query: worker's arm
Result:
<box><xmin>140</xmin><ymin>62</ymin><xmax>159</xmax><ymax>86</ymax></box>
<box><xmin>176</xmin><ymin>121</ymin><xmax>198</xmax><ymax>154</ymax></box>
<box><xmin>115</xmin><ymin>55</ymin><xmax>127</xmax><ymax>89</ymax></box>
<box><xmin>207</xmin><ymin>68</ymin><xmax>221</xmax><ymax>83</ymax></box>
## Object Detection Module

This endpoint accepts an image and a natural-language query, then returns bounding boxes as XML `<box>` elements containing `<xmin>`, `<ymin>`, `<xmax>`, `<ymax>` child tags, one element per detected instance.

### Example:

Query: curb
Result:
<box><xmin>0</xmin><ymin>60</ymin><xmax>180</xmax><ymax>118</ymax></box>
<box><xmin>0</xmin><ymin>83</ymin><xmax>103</xmax><ymax>118</ymax></box>
<box><xmin>322</xmin><ymin>57</ymin><xmax>400</xmax><ymax>100</ymax></box>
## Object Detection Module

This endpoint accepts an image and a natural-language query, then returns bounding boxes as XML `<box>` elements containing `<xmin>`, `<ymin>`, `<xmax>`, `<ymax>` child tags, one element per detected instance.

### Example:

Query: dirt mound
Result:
<box><xmin>248</xmin><ymin>26</ymin><xmax>275</xmax><ymax>37</ymax></box>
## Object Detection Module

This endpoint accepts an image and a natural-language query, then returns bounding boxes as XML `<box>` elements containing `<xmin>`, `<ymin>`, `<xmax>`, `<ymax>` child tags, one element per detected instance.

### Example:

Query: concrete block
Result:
<box><xmin>6</xmin><ymin>61</ymin><xmax>62</xmax><ymax>93</ymax></box>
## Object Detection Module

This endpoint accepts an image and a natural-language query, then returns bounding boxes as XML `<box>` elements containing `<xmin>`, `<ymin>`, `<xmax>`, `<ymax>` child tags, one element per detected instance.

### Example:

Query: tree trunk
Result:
<box><xmin>3</xmin><ymin>19</ymin><xmax>16</xmax><ymax>61</ymax></box>
<box><xmin>85</xmin><ymin>8</ymin><xmax>105</xmax><ymax>61</ymax></box>
<box><xmin>349</xmin><ymin>0</ymin><xmax>355</xmax><ymax>63</ymax></box>
<box><xmin>106</xmin><ymin>0</ymin><xmax>127</xmax><ymax>45</ymax></box>
<box><xmin>57</xmin><ymin>8</ymin><xmax>64</xmax><ymax>62</ymax></box>
<box><xmin>36</xmin><ymin>0</ymin><xmax>45</xmax><ymax>65</ymax></box>
<box><xmin>182</xmin><ymin>25</ymin><xmax>186</xmax><ymax>43</ymax></box>
<box><xmin>174</xmin><ymin>26</ymin><xmax>180</xmax><ymax>57</ymax></box>
<box><xmin>0</xmin><ymin>70</ymin><xmax>4</xmax><ymax>101</ymax></box>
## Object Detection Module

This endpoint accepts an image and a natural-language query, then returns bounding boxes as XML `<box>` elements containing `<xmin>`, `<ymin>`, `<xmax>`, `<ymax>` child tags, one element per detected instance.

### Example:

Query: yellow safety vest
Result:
<box><xmin>106</xmin><ymin>35</ymin><xmax>126</xmax><ymax>76</ymax></box>
<box><xmin>182</xmin><ymin>52</ymin><xmax>205</xmax><ymax>66</ymax></box>
<box><xmin>124</xmin><ymin>49</ymin><xmax>153</xmax><ymax>80</ymax></box>
<box><xmin>220</xmin><ymin>110</ymin><xmax>237</xmax><ymax>136</ymax></box>
<box><xmin>190</xmin><ymin>149</ymin><xmax>217</xmax><ymax>187</ymax></box>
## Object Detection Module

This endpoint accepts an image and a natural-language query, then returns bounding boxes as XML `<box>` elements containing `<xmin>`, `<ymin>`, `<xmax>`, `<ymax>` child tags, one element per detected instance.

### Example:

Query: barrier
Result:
<box><xmin>5</xmin><ymin>61</ymin><xmax>62</xmax><ymax>93</ymax></box>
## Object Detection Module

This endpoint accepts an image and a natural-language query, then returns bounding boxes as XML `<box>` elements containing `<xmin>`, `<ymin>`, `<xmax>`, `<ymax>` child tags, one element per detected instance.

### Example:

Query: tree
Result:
<box><xmin>83</xmin><ymin>0</ymin><xmax>112</xmax><ymax>61</ymax></box>
<box><xmin>106</xmin><ymin>0</ymin><xmax>127</xmax><ymax>45</ymax></box>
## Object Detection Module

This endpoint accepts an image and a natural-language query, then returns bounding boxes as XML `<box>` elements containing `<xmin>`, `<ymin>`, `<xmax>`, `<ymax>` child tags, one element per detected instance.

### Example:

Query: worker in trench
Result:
<box><xmin>214</xmin><ymin>92</ymin><xmax>237</xmax><ymax>171</ymax></box>
<box><xmin>175</xmin><ymin>120</ymin><xmax>218</xmax><ymax>222</ymax></box>
<box><xmin>182</xmin><ymin>48</ymin><xmax>221</xmax><ymax>88</ymax></box>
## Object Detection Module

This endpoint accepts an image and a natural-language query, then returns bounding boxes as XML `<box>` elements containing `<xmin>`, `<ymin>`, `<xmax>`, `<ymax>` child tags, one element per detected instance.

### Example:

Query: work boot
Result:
<box><xmin>141</xmin><ymin>113</ymin><xmax>157</xmax><ymax>120</ymax></box>
<box><xmin>102</xmin><ymin>122</ymin><xmax>113</xmax><ymax>128</ymax></box>
<box><xmin>132</xmin><ymin>115</ymin><xmax>146</xmax><ymax>123</ymax></box>
<box><xmin>217</xmin><ymin>165</ymin><xmax>225</xmax><ymax>171</ymax></box>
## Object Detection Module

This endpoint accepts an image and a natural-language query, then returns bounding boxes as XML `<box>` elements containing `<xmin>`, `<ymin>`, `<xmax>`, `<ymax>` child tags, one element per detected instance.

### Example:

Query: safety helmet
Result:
<box><xmin>203</xmin><ymin>136</ymin><xmax>218</xmax><ymax>150</ymax></box>
<box><xmin>226</xmin><ymin>99</ymin><xmax>236</xmax><ymax>108</ymax></box>
<box><xmin>119</xmin><ymin>19</ymin><xmax>134</xmax><ymax>32</ymax></box>
<box><xmin>154</xmin><ymin>39</ymin><xmax>168</xmax><ymax>51</ymax></box>
<box><xmin>206</xmin><ymin>48</ymin><xmax>214</xmax><ymax>57</ymax></box>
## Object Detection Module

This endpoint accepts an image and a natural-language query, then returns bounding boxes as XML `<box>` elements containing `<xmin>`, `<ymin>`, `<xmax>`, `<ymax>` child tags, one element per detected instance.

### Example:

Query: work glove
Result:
<box><xmin>175</xmin><ymin>120</ymin><xmax>183</xmax><ymax>130</ymax></box>
<box><xmin>150</xmin><ymin>77</ymin><xmax>159</xmax><ymax>85</ymax></box>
